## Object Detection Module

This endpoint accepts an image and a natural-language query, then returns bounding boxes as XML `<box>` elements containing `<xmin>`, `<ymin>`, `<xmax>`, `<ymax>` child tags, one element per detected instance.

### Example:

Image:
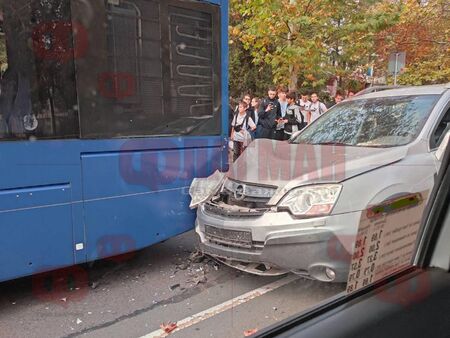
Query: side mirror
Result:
<box><xmin>436</xmin><ymin>130</ymin><xmax>450</xmax><ymax>162</ymax></box>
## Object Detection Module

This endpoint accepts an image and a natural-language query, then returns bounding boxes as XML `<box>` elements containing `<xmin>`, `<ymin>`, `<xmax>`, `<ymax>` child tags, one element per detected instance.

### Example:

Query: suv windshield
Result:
<box><xmin>292</xmin><ymin>95</ymin><xmax>440</xmax><ymax>147</ymax></box>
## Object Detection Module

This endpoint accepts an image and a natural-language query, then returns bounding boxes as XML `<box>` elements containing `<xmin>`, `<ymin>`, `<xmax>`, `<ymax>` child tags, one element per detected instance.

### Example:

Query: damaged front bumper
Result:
<box><xmin>189</xmin><ymin>174</ymin><xmax>359</xmax><ymax>282</ymax></box>
<box><xmin>195</xmin><ymin>201</ymin><xmax>361</xmax><ymax>282</ymax></box>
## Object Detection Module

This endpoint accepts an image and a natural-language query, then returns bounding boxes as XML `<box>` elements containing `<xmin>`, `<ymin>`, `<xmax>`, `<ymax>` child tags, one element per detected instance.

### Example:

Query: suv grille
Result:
<box><xmin>221</xmin><ymin>179</ymin><xmax>277</xmax><ymax>208</ymax></box>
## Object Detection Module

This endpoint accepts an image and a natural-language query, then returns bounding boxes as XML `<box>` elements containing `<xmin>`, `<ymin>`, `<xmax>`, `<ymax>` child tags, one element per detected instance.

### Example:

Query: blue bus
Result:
<box><xmin>0</xmin><ymin>0</ymin><xmax>228</xmax><ymax>282</ymax></box>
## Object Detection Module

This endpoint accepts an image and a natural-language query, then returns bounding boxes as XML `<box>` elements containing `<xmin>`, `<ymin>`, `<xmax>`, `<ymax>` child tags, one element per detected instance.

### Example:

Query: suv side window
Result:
<box><xmin>431</xmin><ymin>106</ymin><xmax>450</xmax><ymax>149</ymax></box>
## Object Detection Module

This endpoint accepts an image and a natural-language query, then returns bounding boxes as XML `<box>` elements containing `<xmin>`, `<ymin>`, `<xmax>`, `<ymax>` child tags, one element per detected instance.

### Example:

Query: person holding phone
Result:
<box><xmin>256</xmin><ymin>86</ymin><xmax>281</xmax><ymax>139</ymax></box>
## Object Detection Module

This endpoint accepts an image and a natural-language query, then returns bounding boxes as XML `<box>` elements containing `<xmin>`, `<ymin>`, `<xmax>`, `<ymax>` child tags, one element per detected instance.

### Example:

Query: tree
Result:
<box><xmin>375</xmin><ymin>0</ymin><xmax>450</xmax><ymax>85</ymax></box>
<box><xmin>228</xmin><ymin>12</ymin><xmax>274</xmax><ymax>98</ymax></box>
<box><xmin>229</xmin><ymin>0</ymin><xmax>400</xmax><ymax>93</ymax></box>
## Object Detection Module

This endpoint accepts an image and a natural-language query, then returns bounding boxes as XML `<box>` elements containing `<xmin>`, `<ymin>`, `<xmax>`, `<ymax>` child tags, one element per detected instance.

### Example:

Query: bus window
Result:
<box><xmin>72</xmin><ymin>0</ymin><xmax>221</xmax><ymax>138</ymax></box>
<box><xmin>0</xmin><ymin>0</ymin><xmax>79</xmax><ymax>141</ymax></box>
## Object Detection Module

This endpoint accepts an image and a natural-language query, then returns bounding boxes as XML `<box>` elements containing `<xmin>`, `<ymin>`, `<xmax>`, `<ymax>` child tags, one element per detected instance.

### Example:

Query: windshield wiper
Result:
<box><xmin>356</xmin><ymin>143</ymin><xmax>394</xmax><ymax>148</ymax></box>
<box><xmin>310</xmin><ymin>142</ymin><xmax>352</xmax><ymax>146</ymax></box>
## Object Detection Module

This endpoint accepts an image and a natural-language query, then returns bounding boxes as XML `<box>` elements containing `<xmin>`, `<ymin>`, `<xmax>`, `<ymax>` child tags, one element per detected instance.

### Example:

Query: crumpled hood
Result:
<box><xmin>227</xmin><ymin>139</ymin><xmax>409</xmax><ymax>188</ymax></box>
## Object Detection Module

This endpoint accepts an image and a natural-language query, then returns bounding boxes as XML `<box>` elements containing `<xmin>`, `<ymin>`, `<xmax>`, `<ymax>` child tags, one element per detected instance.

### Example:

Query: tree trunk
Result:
<box><xmin>288</xmin><ymin>0</ymin><xmax>298</xmax><ymax>92</ymax></box>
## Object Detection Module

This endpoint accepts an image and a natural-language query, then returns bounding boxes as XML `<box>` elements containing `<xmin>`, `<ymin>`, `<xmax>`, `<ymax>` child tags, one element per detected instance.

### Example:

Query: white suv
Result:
<box><xmin>190</xmin><ymin>84</ymin><xmax>450</xmax><ymax>282</ymax></box>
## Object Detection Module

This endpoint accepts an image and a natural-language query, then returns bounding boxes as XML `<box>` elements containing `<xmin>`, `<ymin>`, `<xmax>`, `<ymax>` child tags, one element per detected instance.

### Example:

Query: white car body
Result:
<box><xmin>192</xmin><ymin>84</ymin><xmax>450</xmax><ymax>282</ymax></box>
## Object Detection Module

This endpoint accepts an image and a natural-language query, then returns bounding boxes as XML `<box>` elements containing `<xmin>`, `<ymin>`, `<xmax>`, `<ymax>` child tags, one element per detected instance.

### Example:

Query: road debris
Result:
<box><xmin>169</xmin><ymin>248</ymin><xmax>225</xmax><ymax>290</ymax></box>
<box><xmin>160</xmin><ymin>322</ymin><xmax>177</xmax><ymax>334</ymax></box>
<box><xmin>207</xmin><ymin>259</ymin><xmax>220</xmax><ymax>271</ymax></box>
<box><xmin>244</xmin><ymin>328</ymin><xmax>258</xmax><ymax>336</ymax></box>
<box><xmin>76</xmin><ymin>318</ymin><xmax>82</xmax><ymax>325</ymax></box>
<box><xmin>193</xmin><ymin>273</ymin><xmax>207</xmax><ymax>285</ymax></box>
<box><xmin>188</xmin><ymin>250</ymin><xmax>206</xmax><ymax>263</ymax></box>
<box><xmin>185</xmin><ymin>268</ymin><xmax>208</xmax><ymax>286</ymax></box>
<box><xmin>175</xmin><ymin>263</ymin><xmax>189</xmax><ymax>270</ymax></box>
<box><xmin>169</xmin><ymin>283</ymin><xmax>181</xmax><ymax>291</ymax></box>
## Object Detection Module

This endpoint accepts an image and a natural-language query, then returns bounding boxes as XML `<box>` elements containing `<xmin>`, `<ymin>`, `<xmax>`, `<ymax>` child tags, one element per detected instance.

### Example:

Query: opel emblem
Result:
<box><xmin>234</xmin><ymin>184</ymin><xmax>245</xmax><ymax>201</ymax></box>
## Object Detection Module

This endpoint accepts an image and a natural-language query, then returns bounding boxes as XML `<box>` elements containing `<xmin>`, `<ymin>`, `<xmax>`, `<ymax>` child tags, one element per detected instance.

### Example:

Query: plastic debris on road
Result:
<box><xmin>244</xmin><ymin>328</ymin><xmax>258</xmax><ymax>336</ymax></box>
<box><xmin>160</xmin><ymin>322</ymin><xmax>178</xmax><ymax>334</ymax></box>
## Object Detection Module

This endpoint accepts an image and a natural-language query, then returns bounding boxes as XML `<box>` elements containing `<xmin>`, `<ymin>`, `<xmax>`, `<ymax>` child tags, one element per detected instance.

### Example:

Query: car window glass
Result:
<box><xmin>431</xmin><ymin>106</ymin><xmax>450</xmax><ymax>149</ymax></box>
<box><xmin>293</xmin><ymin>95</ymin><xmax>439</xmax><ymax>147</ymax></box>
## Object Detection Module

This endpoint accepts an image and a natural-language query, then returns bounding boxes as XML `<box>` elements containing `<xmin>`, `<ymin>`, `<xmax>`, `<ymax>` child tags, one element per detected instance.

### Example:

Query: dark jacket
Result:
<box><xmin>246</xmin><ymin>107</ymin><xmax>255</xmax><ymax>124</ymax></box>
<box><xmin>257</xmin><ymin>98</ymin><xmax>281</xmax><ymax>138</ymax></box>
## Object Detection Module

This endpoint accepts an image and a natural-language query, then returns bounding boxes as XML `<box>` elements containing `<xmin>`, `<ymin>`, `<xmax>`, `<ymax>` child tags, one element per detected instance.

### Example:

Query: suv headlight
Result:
<box><xmin>278</xmin><ymin>184</ymin><xmax>342</xmax><ymax>217</ymax></box>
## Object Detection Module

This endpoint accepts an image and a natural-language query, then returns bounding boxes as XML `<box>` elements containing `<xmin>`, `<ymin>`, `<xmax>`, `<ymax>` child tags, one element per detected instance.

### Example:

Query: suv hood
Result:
<box><xmin>227</xmin><ymin>139</ymin><xmax>409</xmax><ymax>188</ymax></box>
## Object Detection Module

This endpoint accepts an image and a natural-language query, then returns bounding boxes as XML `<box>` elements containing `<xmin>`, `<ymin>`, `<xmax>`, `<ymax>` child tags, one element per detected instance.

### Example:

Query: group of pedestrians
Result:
<box><xmin>229</xmin><ymin>85</ymin><xmax>348</xmax><ymax>161</ymax></box>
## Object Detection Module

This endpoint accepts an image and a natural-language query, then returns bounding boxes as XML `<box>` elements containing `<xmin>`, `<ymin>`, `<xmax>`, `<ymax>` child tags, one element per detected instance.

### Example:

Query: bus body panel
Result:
<box><xmin>0</xmin><ymin>0</ymin><xmax>228</xmax><ymax>282</ymax></box>
<box><xmin>80</xmin><ymin>138</ymin><xmax>224</xmax><ymax>262</ymax></box>
<box><xmin>0</xmin><ymin>136</ymin><xmax>225</xmax><ymax>281</ymax></box>
<box><xmin>0</xmin><ymin>185</ymin><xmax>75</xmax><ymax>282</ymax></box>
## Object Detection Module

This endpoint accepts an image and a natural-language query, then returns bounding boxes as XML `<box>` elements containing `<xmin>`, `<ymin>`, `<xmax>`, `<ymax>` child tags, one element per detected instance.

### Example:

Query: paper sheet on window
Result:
<box><xmin>346</xmin><ymin>191</ymin><xmax>428</xmax><ymax>294</ymax></box>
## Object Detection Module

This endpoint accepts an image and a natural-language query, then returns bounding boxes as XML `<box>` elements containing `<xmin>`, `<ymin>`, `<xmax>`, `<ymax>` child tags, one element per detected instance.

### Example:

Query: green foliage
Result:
<box><xmin>377</xmin><ymin>0</ymin><xmax>450</xmax><ymax>85</ymax></box>
<box><xmin>229</xmin><ymin>39</ymin><xmax>274</xmax><ymax>98</ymax></box>
<box><xmin>229</xmin><ymin>0</ymin><xmax>400</xmax><ymax>94</ymax></box>
<box><xmin>397</xmin><ymin>55</ymin><xmax>450</xmax><ymax>85</ymax></box>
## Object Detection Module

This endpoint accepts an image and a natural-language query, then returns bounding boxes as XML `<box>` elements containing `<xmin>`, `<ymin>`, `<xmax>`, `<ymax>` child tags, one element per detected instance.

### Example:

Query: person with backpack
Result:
<box><xmin>231</xmin><ymin>100</ymin><xmax>256</xmax><ymax>161</ymax></box>
<box><xmin>256</xmin><ymin>86</ymin><xmax>281</xmax><ymax>139</ymax></box>
<box><xmin>297</xmin><ymin>90</ymin><xmax>311</xmax><ymax>127</ymax></box>
<box><xmin>308</xmin><ymin>92</ymin><xmax>328</xmax><ymax>124</ymax></box>
<box><xmin>283</xmin><ymin>92</ymin><xmax>304</xmax><ymax>140</ymax></box>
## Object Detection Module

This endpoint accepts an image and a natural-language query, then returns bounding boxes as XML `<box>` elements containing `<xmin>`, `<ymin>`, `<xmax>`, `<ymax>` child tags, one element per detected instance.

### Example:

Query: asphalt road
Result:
<box><xmin>0</xmin><ymin>231</ymin><xmax>345</xmax><ymax>338</ymax></box>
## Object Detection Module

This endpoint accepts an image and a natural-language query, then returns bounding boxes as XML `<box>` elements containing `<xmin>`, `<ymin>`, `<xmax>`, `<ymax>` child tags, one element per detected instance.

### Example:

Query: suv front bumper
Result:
<box><xmin>195</xmin><ymin>203</ymin><xmax>362</xmax><ymax>282</ymax></box>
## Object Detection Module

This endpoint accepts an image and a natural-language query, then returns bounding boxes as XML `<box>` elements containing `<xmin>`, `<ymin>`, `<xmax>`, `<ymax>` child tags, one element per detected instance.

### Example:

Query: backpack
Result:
<box><xmin>310</xmin><ymin>102</ymin><xmax>324</xmax><ymax>116</ymax></box>
<box><xmin>318</xmin><ymin>102</ymin><xmax>325</xmax><ymax>115</ymax></box>
<box><xmin>232</xmin><ymin>113</ymin><xmax>250</xmax><ymax>132</ymax></box>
